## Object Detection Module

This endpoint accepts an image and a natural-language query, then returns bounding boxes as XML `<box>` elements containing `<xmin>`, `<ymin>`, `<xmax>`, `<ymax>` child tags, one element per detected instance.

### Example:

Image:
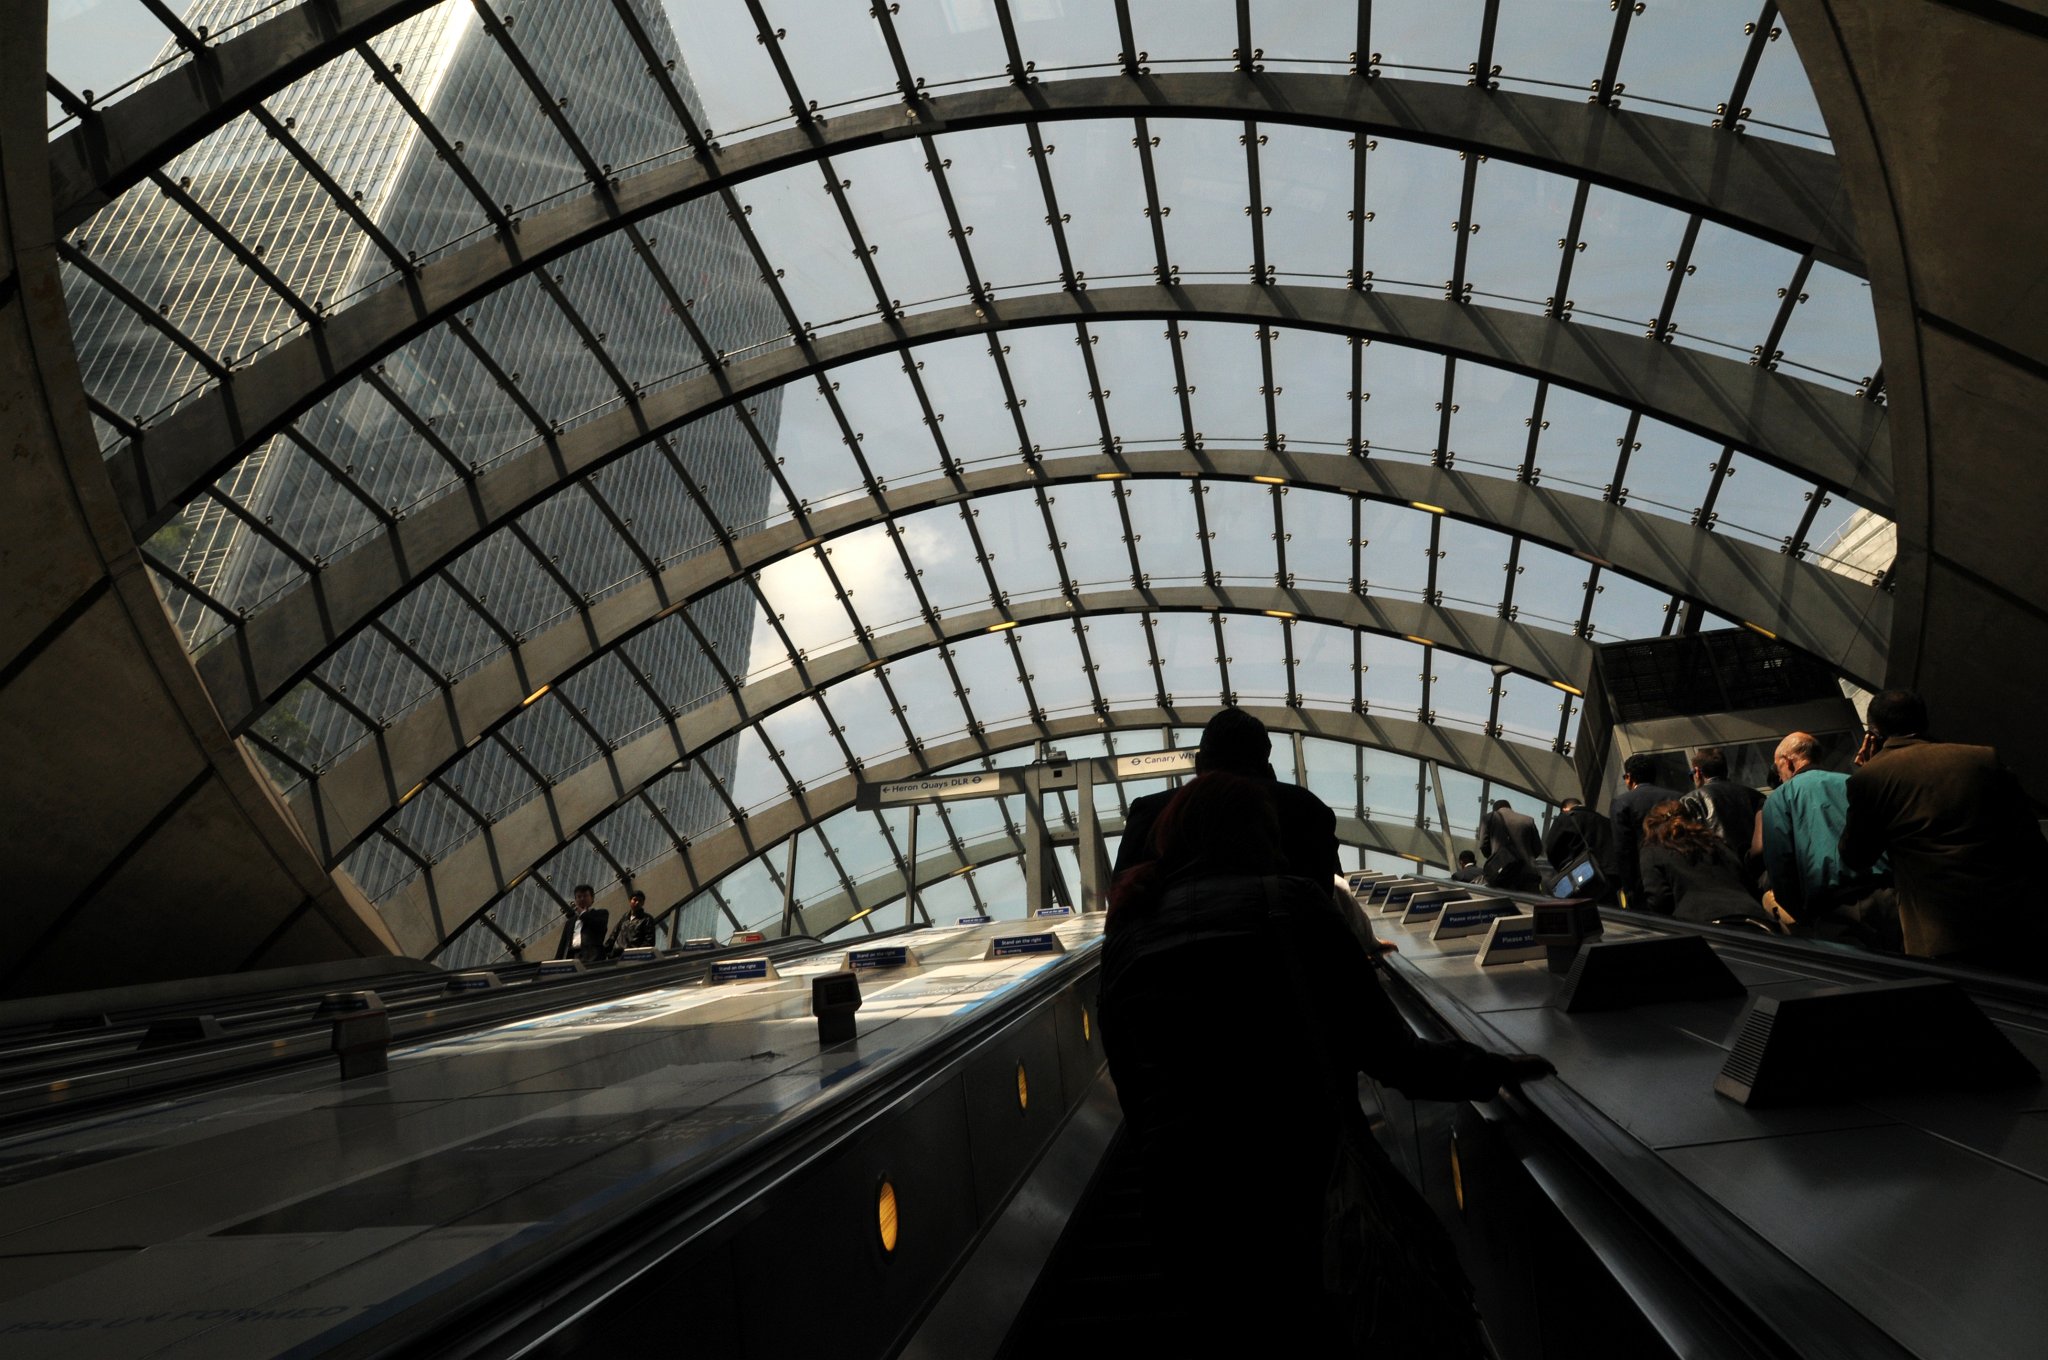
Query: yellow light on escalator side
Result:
<box><xmin>1017</xmin><ymin>1061</ymin><xmax>1029</xmax><ymax>1111</ymax></box>
<box><xmin>1082</xmin><ymin>1007</ymin><xmax>1091</xmax><ymax>1042</ymax></box>
<box><xmin>1450</xmin><ymin>1132</ymin><xmax>1465</xmax><ymax>1213</ymax></box>
<box><xmin>877</xmin><ymin>1178</ymin><xmax>899</xmax><ymax>1254</ymax></box>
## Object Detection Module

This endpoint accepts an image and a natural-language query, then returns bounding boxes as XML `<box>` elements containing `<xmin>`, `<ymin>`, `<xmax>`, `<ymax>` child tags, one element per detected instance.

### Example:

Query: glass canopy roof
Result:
<box><xmin>46</xmin><ymin>0</ymin><xmax>1890</xmax><ymax>968</ymax></box>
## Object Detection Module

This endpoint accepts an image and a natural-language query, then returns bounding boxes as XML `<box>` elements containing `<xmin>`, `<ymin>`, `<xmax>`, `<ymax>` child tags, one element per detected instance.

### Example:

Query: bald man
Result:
<box><xmin>1759</xmin><ymin>731</ymin><xmax>1896</xmax><ymax>948</ymax></box>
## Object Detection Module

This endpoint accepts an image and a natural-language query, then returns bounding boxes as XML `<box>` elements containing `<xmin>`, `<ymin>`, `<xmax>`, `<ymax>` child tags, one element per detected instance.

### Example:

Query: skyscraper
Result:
<box><xmin>60</xmin><ymin>0</ymin><xmax>783</xmax><ymax>964</ymax></box>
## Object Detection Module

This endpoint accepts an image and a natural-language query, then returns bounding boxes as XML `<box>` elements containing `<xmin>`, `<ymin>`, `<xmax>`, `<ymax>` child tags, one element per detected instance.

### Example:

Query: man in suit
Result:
<box><xmin>1451</xmin><ymin>850</ymin><xmax>1483</xmax><ymax>883</ymax></box>
<box><xmin>1682</xmin><ymin>746</ymin><xmax>1766</xmax><ymax>866</ymax></box>
<box><xmin>1612</xmin><ymin>753</ymin><xmax>1686</xmax><ymax>908</ymax></box>
<box><xmin>554</xmin><ymin>883</ymin><xmax>610</xmax><ymax>964</ymax></box>
<box><xmin>1841</xmin><ymin>690</ymin><xmax>2048</xmax><ymax>967</ymax></box>
<box><xmin>1113</xmin><ymin>708</ymin><xmax>1339</xmax><ymax>883</ymax></box>
<box><xmin>1479</xmin><ymin>799</ymin><xmax>1542</xmax><ymax>889</ymax></box>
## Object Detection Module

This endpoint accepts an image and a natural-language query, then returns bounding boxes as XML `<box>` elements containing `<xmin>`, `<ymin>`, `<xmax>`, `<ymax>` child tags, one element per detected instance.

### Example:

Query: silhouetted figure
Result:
<box><xmin>1101</xmin><ymin>771</ymin><xmax>1550</xmax><ymax>1351</ymax></box>
<box><xmin>1114</xmin><ymin>708</ymin><xmax>1339</xmax><ymax>882</ymax></box>
<box><xmin>1841</xmin><ymin>690</ymin><xmax>2048</xmax><ymax>968</ymax></box>
<box><xmin>1451</xmin><ymin>849</ymin><xmax>1482</xmax><ymax>883</ymax></box>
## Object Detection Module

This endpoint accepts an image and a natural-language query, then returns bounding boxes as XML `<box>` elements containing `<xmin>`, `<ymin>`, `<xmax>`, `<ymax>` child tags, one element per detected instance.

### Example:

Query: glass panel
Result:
<box><xmin>1357</xmin><ymin>343</ymin><xmax>1446</xmax><ymax>460</ymax></box>
<box><xmin>1491</xmin><ymin>0</ymin><xmax>1618</xmax><ymax>95</ymax></box>
<box><xmin>1180</xmin><ymin>323</ymin><xmax>1265</xmax><ymax>446</ymax></box>
<box><xmin>1149</xmin><ymin>612</ymin><xmax>1221</xmax><ymax>704</ymax></box>
<box><xmin>1089</xmin><ymin>320</ymin><xmax>1184</xmax><ymax>450</ymax></box>
<box><xmin>1248</xmin><ymin>0</ymin><xmax>1353</xmax><ymax>72</ymax></box>
<box><xmin>1566</xmin><ymin>189</ymin><xmax>1691</xmax><ymax>333</ymax></box>
<box><xmin>1358</xmin><ymin>503</ymin><xmax>1432</xmax><ymax>601</ymax></box>
<box><xmin>1224</xmin><ymin>614</ymin><xmax>1290</xmax><ymax>704</ymax></box>
<box><xmin>1743</xmin><ymin>18</ymin><xmax>1831</xmax><ymax>149</ymax></box>
<box><xmin>937</xmin><ymin>125</ymin><xmax>1067</xmax><ymax>291</ymax></box>
<box><xmin>1361</xmin><ymin>140</ymin><xmax>1463</xmax><ymax>293</ymax></box>
<box><xmin>964</xmin><ymin>486</ymin><xmax>1068</xmax><ymax>597</ymax></box>
<box><xmin>1464</xmin><ymin>157</ymin><xmax>1576</xmax><ymax>313</ymax></box>
<box><xmin>1151</xmin><ymin>118</ymin><xmax>1252</xmax><ymax>282</ymax></box>
<box><xmin>1498</xmin><ymin>673</ymin><xmax>1570</xmax><ymax>748</ymax></box>
<box><xmin>1430</xmin><ymin>650</ymin><xmax>1497</xmax><ymax>732</ymax></box>
<box><xmin>890</xmin><ymin>2</ymin><xmax>1012</xmax><ymax>93</ymax></box>
<box><xmin>1202</xmin><ymin>480</ymin><xmax>1281</xmax><ymax>584</ymax></box>
<box><xmin>1302</xmin><ymin>737</ymin><xmax>1359</xmax><ymax>815</ymax></box>
<box><xmin>1045</xmin><ymin>482</ymin><xmax>1131</xmax><ymax>591</ymax></box>
<box><xmin>1090</xmin><ymin>614</ymin><xmax>1160</xmax><ymax>705</ymax></box>
<box><xmin>1044</xmin><ymin>119</ymin><xmax>1155</xmax><ymax>285</ymax></box>
<box><xmin>1010</xmin><ymin>621</ymin><xmax>1094</xmax><ymax>720</ymax></box>
<box><xmin>1122</xmin><ymin>479</ymin><xmax>1205</xmax><ymax>585</ymax></box>
<box><xmin>1713</xmin><ymin>454</ymin><xmax>1812</xmax><ymax>554</ymax></box>
<box><xmin>659</xmin><ymin>2</ymin><xmax>791</xmax><ymax>138</ymax></box>
<box><xmin>1293</xmin><ymin>624</ymin><xmax>1354</xmax><ymax>707</ymax></box>
<box><xmin>913</xmin><ymin>333</ymin><xmax>1019</xmax><ymax>467</ymax></box>
<box><xmin>1432</xmin><ymin>518</ymin><xmax>1513</xmax><ymax>614</ymax></box>
<box><xmin>1279</xmin><ymin>487</ymin><xmax>1352</xmax><ymax>590</ymax></box>
<box><xmin>1525</xmin><ymin>384</ymin><xmax>1627</xmax><ymax>499</ymax></box>
<box><xmin>755</xmin><ymin>547</ymin><xmax>857</xmax><ymax>662</ymax></box>
<box><xmin>838</xmin><ymin>136</ymin><xmax>975</xmax><ymax>311</ymax></box>
<box><xmin>1674</xmin><ymin>222</ymin><xmax>1800</xmax><ymax>361</ymax></box>
<box><xmin>1586</xmin><ymin>567</ymin><xmax>1676</xmax><ymax>643</ymax></box>
<box><xmin>1511</xmin><ymin>541</ymin><xmax>1597</xmax><ymax>634</ymax></box>
<box><xmin>1368</xmin><ymin>0</ymin><xmax>1487</xmax><ymax>83</ymax></box>
<box><xmin>1010</xmin><ymin>0</ymin><xmax>1123</xmax><ymax>76</ymax></box>
<box><xmin>1271</xmin><ymin>329</ymin><xmax>1357</xmax><ymax>451</ymax></box>
<box><xmin>1362</xmin><ymin>634</ymin><xmax>1423</xmax><ymax>717</ymax></box>
<box><xmin>1004</xmin><ymin>324</ymin><xmax>1105</xmax><ymax>454</ymax></box>
<box><xmin>1446</xmin><ymin>365</ymin><xmax>1541</xmax><ymax>479</ymax></box>
<box><xmin>47</xmin><ymin>0</ymin><xmax>178</xmax><ymax>130</ymax></box>
<box><xmin>828</xmin><ymin>520</ymin><xmax>930</xmax><ymax>638</ymax></box>
<box><xmin>1126</xmin><ymin>0</ymin><xmax>1235</xmax><ymax>67</ymax></box>
<box><xmin>1775</xmin><ymin>262</ymin><xmax>1882</xmax><ymax>392</ymax></box>
<box><xmin>1615</xmin><ymin>2</ymin><xmax>1755</xmax><ymax>125</ymax></box>
<box><xmin>1618</xmin><ymin>415</ymin><xmax>1719</xmax><ymax>524</ymax></box>
<box><xmin>820</xmin><ymin>671</ymin><xmax>910</xmax><ymax>767</ymax></box>
<box><xmin>877</xmin><ymin>647</ymin><xmax>973</xmax><ymax>746</ymax></box>
<box><xmin>756</xmin><ymin>0</ymin><xmax>900</xmax><ymax>118</ymax></box>
<box><xmin>759</xmin><ymin>698</ymin><xmax>848</xmax><ymax>790</ymax></box>
<box><xmin>738</xmin><ymin>162</ymin><xmax>876</xmax><ymax>334</ymax></box>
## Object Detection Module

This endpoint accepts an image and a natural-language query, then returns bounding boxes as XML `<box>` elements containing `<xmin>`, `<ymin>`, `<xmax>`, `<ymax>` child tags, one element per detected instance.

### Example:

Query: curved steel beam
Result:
<box><xmin>445</xmin><ymin>706</ymin><xmax>1512</xmax><ymax>960</ymax></box>
<box><xmin>208</xmin><ymin>446</ymin><xmax>1889</xmax><ymax>760</ymax></box>
<box><xmin>55</xmin><ymin>53</ymin><xmax>1860</xmax><ymax>258</ymax></box>
<box><xmin>48</xmin><ymin>0</ymin><xmax>442</xmax><ymax>232</ymax></box>
<box><xmin>113</xmin><ymin>271</ymin><xmax>1888</xmax><ymax>555</ymax></box>
<box><xmin>292</xmin><ymin>583</ymin><xmax>1594</xmax><ymax>864</ymax></box>
<box><xmin>376</xmin><ymin>662</ymin><xmax>1575</xmax><ymax>956</ymax></box>
<box><xmin>786</xmin><ymin>811</ymin><xmax>1446</xmax><ymax>941</ymax></box>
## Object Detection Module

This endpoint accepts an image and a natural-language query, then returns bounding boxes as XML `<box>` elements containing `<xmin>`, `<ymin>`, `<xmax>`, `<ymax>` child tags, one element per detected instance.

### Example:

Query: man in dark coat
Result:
<box><xmin>1479</xmin><ymin>800</ymin><xmax>1542</xmax><ymax>889</ymax></box>
<box><xmin>1542</xmin><ymin>798</ymin><xmax>1616</xmax><ymax>878</ymax></box>
<box><xmin>554</xmin><ymin>883</ymin><xmax>610</xmax><ymax>964</ymax></box>
<box><xmin>1114</xmin><ymin>709</ymin><xmax>1339</xmax><ymax>883</ymax></box>
<box><xmin>1611</xmin><ymin>753</ymin><xmax>1686</xmax><ymax>908</ymax></box>
<box><xmin>1841</xmin><ymin>690</ymin><xmax>2048</xmax><ymax>968</ymax></box>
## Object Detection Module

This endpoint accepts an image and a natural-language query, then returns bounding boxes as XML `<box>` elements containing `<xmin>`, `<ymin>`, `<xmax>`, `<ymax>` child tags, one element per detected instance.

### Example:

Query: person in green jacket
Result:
<box><xmin>1759</xmin><ymin>731</ymin><xmax>1898</xmax><ymax>950</ymax></box>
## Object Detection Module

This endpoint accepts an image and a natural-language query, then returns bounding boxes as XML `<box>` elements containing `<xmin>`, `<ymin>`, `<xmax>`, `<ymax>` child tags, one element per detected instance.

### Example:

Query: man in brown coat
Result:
<box><xmin>1840</xmin><ymin>690</ymin><xmax>2048</xmax><ymax>968</ymax></box>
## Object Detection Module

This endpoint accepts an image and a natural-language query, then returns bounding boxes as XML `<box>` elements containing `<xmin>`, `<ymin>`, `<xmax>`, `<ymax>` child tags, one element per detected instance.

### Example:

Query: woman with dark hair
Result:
<box><xmin>1100</xmin><ymin>771</ymin><xmax>1551</xmax><ymax>1352</ymax></box>
<box><xmin>1639</xmin><ymin>798</ymin><xmax>1770</xmax><ymax>925</ymax></box>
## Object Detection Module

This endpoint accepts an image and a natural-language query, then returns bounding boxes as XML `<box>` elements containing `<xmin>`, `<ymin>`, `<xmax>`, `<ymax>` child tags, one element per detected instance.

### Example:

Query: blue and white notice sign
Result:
<box><xmin>1035</xmin><ymin>905</ymin><xmax>1076</xmax><ymax>918</ymax></box>
<box><xmin>1476</xmin><ymin>914</ymin><xmax>1544</xmax><ymax>967</ymax></box>
<box><xmin>679</xmin><ymin>937</ymin><xmax>719</xmax><ymax>952</ymax></box>
<box><xmin>1431</xmin><ymin>899</ymin><xmax>1521</xmax><ymax>940</ymax></box>
<box><xmin>847</xmin><ymin>945</ymin><xmax>912</xmax><ymax>971</ymax></box>
<box><xmin>711</xmin><ymin>957</ymin><xmax>777</xmax><ymax>982</ymax></box>
<box><xmin>986</xmin><ymin>932</ymin><xmax>1066</xmax><ymax>959</ymax></box>
<box><xmin>956</xmin><ymin>914</ymin><xmax>994</xmax><ymax>926</ymax></box>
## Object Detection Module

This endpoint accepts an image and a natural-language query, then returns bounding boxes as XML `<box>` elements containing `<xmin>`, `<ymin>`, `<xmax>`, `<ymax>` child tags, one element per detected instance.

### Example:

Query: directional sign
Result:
<box><xmin>1112</xmin><ymin>749</ymin><xmax>1197</xmax><ymax>781</ymax></box>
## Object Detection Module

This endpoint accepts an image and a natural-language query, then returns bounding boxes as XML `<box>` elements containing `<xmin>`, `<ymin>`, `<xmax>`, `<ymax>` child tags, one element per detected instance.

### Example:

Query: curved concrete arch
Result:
<box><xmin>207</xmin><ymin>446</ymin><xmax>1889</xmax><ymax>757</ymax></box>
<box><xmin>438</xmin><ymin>705</ymin><xmax>1526</xmax><ymax>960</ymax></box>
<box><xmin>56</xmin><ymin>49</ymin><xmax>1861</xmax><ymax>257</ymax></box>
<box><xmin>785</xmin><ymin>811</ymin><xmax>1448</xmax><ymax>941</ymax></box>
<box><xmin>377</xmin><ymin>637</ymin><xmax>1576</xmax><ymax>955</ymax></box>
<box><xmin>293</xmin><ymin>582</ymin><xmax>1595</xmax><ymax>864</ymax></box>
<box><xmin>48</xmin><ymin>0</ymin><xmax>442</xmax><ymax>232</ymax></box>
<box><xmin>114</xmin><ymin>267</ymin><xmax>1890</xmax><ymax>552</ymax></box>
<box><xmin>183</xmin><ymin>281</ymin><xmax>1891</xmax><ymax>726</ymax></box>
